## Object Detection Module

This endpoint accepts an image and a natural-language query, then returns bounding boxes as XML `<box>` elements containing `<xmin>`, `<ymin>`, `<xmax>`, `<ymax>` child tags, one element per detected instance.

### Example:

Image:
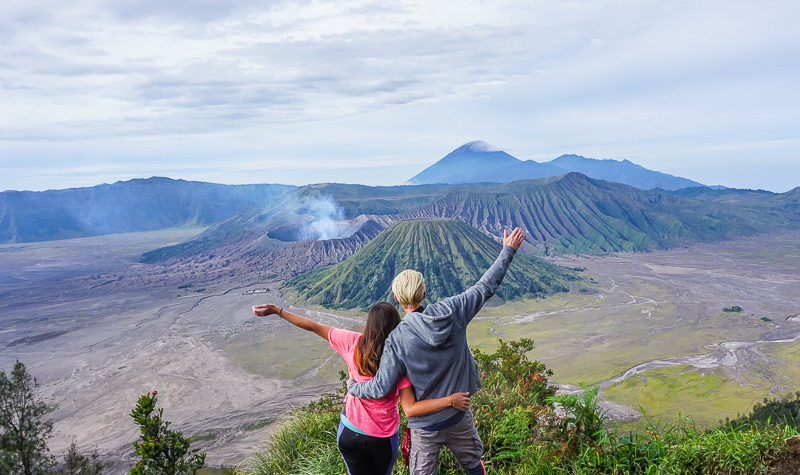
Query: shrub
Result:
<box><xmin>725</xmin><ymin>392</ymin><xmax>800</xmax><ymax>430</ymax></box>
<box><xmin>469</xmin><ymin>339</ymin><xmax>561</xmax><ymax>471</ymax></box>
<box><xmin>566</xmin><ymin>415</ymin><xmax>791</xmax><ymax>474</ymax></box>
<box><xmin>0</xmin><ymin>360</ymin><xmax>56</xmax><ymax>475</ymax></box>
<box><xmin>55</xmin><ymin>437</ymin><xmax>109</xmax><ymax>475</ymax></box>
<box><xmin>243</xmin><ymin>341</ymin><xmax>800</xmax><ymax>475</ymax></box>
<box><xmin>247</xmin><ymin>372</ymin><xmax>348</xmax><ymax>475</ymax></box>
<box><xmin>130</xmin><ymin>391</ymin><xmax>206</xmax><ymax>474</ymax></box>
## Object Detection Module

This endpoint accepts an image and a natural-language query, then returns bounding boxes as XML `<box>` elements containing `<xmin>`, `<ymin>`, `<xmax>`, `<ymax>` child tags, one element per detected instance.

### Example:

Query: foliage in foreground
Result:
<box><xmin>0</xmin><ymin>360</ymin><xmax>57</xmax><ymax>475</ymax></box>
<box><xmin>725</xmin><ymin>392</ymin><xmax>800</xmax><ymax>431</ymax></box>
<box><xmin>55</xmin><ymin>437</ymin><xmax>110</xmax><ymax>475</ymax></box>
<box><xmin>130</xmin><ymin>391</ymin><xmax>206</xmax><ymax>474</ymax></box>
<box><xmin>244</xmin><ymin>340</ymin><xmax>799</xmax><ymax>475</ymax></box>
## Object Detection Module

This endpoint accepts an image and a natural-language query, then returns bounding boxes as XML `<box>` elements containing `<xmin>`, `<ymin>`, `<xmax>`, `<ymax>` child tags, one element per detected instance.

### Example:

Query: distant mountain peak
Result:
<box><xmin>408</xmin><ymin>141</ymin><xmax>520</xmax><ymax>184</ymax></box>
<box><xmin>459</xmin><ymin>140</ymin><xmax>503</xmax><ymax>153</ymax></box>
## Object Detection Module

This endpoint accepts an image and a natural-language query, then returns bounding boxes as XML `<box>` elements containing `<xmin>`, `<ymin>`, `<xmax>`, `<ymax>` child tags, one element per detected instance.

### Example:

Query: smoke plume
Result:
<box><xmin>297</xmin><ymin>196</ymin><xmax>347</xmax><ymax>241</ymax></box>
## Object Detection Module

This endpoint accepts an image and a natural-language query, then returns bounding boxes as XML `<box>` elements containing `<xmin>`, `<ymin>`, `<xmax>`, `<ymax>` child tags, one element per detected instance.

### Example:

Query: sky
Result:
<box><xmin>1</xmin><ymin>0</ymin><xmax>798</xmax><ymax>193</ymax></box>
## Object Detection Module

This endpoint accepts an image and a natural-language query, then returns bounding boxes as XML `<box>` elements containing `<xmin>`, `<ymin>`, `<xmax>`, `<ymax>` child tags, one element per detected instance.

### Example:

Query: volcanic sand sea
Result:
<box><xmin>2</xmin><ymin>227</ymin><xmax>800</xmax><ymax>469</ymax></box>
<box><xmin>0</xmin><ymin>228</ymin><xmax>345</xmax><ymax>470</ymax></box>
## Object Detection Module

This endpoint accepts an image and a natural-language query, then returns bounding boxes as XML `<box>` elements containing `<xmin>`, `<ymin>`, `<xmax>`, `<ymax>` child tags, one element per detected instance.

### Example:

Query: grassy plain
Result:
<box><xmin>465</xmin><ymin>232</ymin><xmax>800</xmax><ymax>429</ymax></box>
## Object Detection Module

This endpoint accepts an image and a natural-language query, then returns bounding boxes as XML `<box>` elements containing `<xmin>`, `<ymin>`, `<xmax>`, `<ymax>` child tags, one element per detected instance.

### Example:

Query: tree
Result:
<box><xmin>0</xmin><ymin>360</ymin><xmax>56</xmax><ymax>475</ymax></box>
<box><xmin>55</xmin><ymin>437</ymin><xmax>109</xmax><ymax>474</ymax></box>
<box><xmin>130</xmin><ymin>391</ymin><xmax>205</xmax><ymax>474</ymax></box>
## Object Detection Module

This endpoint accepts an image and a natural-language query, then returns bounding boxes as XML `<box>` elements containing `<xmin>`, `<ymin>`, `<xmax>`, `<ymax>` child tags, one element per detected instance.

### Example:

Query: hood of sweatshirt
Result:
<box><xmin>401</xmin><ymin>307</ymin><xmax>453</xmax><ymax>347</ymax></box>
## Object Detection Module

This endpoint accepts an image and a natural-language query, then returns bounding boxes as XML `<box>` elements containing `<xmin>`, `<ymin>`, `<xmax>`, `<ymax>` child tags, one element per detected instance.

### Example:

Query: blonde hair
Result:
<box><xmin>392</xmin><ymin>269</ymin><xmax>426</xmax><ymax>308</ymax></box>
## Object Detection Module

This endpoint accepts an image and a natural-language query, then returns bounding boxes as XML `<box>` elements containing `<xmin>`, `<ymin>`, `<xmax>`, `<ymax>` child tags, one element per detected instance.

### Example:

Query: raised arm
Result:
<box><xmin>347</xmin><ymin>338</ymin><xmax>405</xmax><ymax>399</ymax></box>
<box><xmin>399</xmin><ymin>387</ymin><xmax>470</xmax><ymax>417</ymax></box>
<box><xmin>252</xmin><ymin>304</ymin><xmax>332</xmax><ymax>341</ymax></box>
<box><xmin>435</xmin><ymin>227</ymin><xmax>524</xmax><ymax>324</ymax></box>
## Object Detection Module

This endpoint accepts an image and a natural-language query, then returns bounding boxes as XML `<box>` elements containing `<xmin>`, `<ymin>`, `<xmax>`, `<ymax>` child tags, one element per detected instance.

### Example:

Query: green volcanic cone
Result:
<box><xmin>286</xmin><ymin>219</ymin><xmax>577</xmax><ymax>310</ymax></box>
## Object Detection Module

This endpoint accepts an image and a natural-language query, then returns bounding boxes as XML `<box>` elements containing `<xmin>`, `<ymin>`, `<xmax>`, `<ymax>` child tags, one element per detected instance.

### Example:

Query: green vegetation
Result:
<box><xmin>287</xmin><ymin>219</ymin><xmax>577</xmax><ymax>310</ymax></box>
<box><xmin>725</xmin><ymin>392</ymin><xmax>800</xmax><ymax>430</ymax></box>
<box><xmin>724</xmin><ymin>305</ymin><xmax>744</xmax><ymax>312</ymax></box>
<box><xmin>1</xmin><ymin>360</ymin><xmax>115</xmax><ymax>474</ymax></box>
<box><xmin>0</xmin><ymin>360</ymin><xmax>56</xmax><ymax>475</ymax></box>
<box><xmin>446</xmin><ymin>173</ymin><xmax>790</xmax><ymax>255</ymax></box>
<box><xmin>243</xmin><ymin>340</ymin><xmax>799</xmax><ymax>474</ymax></box>
<box><xmin>56</xmin><ymin>437</ymin><xmax>109</xmax><ymax>475</ymax></box>
<box><xmin>602</xmin><ymin>367</ymin><xmax>766</xmax><ymax>429</ymax></box>
<box><xmin>130</xmin><ymin>391</ymin><xmax>206</xmax><ymax>474</ymax></box>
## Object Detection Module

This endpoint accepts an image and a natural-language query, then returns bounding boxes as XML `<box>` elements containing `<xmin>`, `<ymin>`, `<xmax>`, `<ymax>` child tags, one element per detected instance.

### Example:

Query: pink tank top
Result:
<box><xmin>328</xmin><ymin>327</ymin><xmax>411</xmax><ymax>437</ymax></box>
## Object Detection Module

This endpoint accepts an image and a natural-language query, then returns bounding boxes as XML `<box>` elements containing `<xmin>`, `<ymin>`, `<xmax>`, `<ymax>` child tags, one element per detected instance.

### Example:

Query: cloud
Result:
<box><xmin>0</xmin><ymin>0</ymin><xmax>798</xmax><ymax>192</ymax></box>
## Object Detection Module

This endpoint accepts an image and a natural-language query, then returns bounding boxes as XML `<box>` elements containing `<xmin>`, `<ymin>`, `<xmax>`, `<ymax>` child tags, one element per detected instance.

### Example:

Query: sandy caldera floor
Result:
<box><xmin>0</xmin><ymin>229</ymin><xmax>346</xmax><ymax>471</ymax></box>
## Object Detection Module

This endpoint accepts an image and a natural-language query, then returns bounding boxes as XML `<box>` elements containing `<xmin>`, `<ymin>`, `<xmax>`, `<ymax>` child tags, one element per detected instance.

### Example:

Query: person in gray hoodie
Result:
<box><xmin>348</xmin><ymin>227</ymin><xmax>525</xmax><ymax>475</ymax></box>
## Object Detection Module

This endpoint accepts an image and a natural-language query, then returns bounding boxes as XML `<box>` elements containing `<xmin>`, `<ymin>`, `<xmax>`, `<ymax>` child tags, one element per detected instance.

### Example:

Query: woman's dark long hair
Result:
<box><xmin>355</xmin><ymin>302</ymin><xmax>401</xmax><ymax>377</ymax></box>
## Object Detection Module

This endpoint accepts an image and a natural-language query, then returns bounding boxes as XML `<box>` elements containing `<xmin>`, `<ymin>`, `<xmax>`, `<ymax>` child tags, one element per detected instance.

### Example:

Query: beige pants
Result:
<box><xmin>409</xmin><ymin>408</ymin><xmax>483</xmax><ymax>475</ymax></box>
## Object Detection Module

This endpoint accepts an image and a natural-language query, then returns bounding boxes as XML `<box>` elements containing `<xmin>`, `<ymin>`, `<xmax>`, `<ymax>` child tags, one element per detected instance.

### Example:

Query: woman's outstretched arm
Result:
<box><xmin>252</xmin><ymin>304</ymin><xmax>332</xmax><ymax>341</ymax></box>
<box><xmin>398</xmin><ymin>386</ymin><xmax>470</xmax><ymax>418</ymax></box>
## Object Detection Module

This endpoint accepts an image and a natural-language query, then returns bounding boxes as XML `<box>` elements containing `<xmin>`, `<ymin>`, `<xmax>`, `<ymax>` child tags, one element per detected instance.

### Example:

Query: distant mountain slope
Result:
<box><xmin>544</xmin><ymin>154</ymin><xmax>703</xmax><ymax>190</ymax></box>
<box><xmin>408</xmin><ymin>142</ymin><xmax>704</xmax><ymax>190</ymax></box>
<box><xmin>287</xmin><ymin>219</ymin><xmax>577</xmax><ymax>310</ymax></box>
<box><xmin>665</xmin><ymin>186</ymin><xmax>776</xmax><ymax>201</ymax></box>
<box><xmin>408</xmin><ymin>141</ymin><xmax>521</xmax><ymax>185</ymax></box>
<box><xmin>140</xmin><ymin>207</ymin><xmax>393</xmax><ymax>267</ymax></box>
<box><xmin>295</xmin><ymin>182</ymin><xmax>450</xmax><ymax>218</ymax></box>
<box><xmin>666</xmin><ymin>186</ymin><xmax>800</xmax><ymax>215</ymax></box>
<box><xmin>143</xmin><ymin>174</ymin><xmax>796</xmax><ymax>268</ymax></box>
<box><xmin>767</xmin><ymin>186</ymin><xmax>800</xmax><ymax>214</ymax></box>
<box><xmin>479</xmin><ymin>160</ymin><xmax>568</xmax><ymax>184</ymax></box>
<box><xmin>0</xmin><ymin>177</ymin><xmax>293</xmax><ymax>244</ymax></box>
<box><xmin>401</xmin><ymin>173</ymin><xmax>788</xmax><ymax>255</ymax></box>
<box><xmin>137</xmin><ymin>181</ymin><xmax>454</xmax><ymax>262</ymax></box>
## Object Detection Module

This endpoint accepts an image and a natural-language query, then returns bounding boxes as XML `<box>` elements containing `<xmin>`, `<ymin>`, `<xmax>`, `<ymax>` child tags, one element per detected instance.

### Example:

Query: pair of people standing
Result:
<box><xmin>253</xmin><ymin>227</ymin><xmax>525</xmax><ymax>474</ymax></box>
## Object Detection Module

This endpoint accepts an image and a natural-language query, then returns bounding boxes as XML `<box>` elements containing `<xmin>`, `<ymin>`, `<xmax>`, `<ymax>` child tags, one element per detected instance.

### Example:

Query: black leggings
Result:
<box><xmin>336</xmin><ymin>422</ymin><xmax>399</xmax><ymax>475</ymax></box>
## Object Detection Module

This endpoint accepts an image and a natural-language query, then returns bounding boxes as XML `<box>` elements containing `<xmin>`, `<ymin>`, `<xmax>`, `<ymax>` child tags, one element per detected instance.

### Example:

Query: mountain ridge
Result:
<box><xmin>398</xmin><ymin>172</ymin><xmax>790</xmax><ymax>254</ymax></box>
<box><xmin>140</xmin><ymin>173</ymin><xmax>797</xmax><ymax>273</ymax></box>
<box><xmin>0</xmin><ymin>177</ymin><xmax>293</xmax><ymax>244</ymax></box>
<box><xmin>409</xmin><ymin>142</ymin><xmax>704</xmax><ymax>190</ymax></box>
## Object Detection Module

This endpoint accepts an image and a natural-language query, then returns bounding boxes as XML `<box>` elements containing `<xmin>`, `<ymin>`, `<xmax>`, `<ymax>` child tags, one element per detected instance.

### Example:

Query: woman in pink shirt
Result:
<box><xmin>252</xmin><ymin>302</ymin><xmax>469</xmax><ymax>475</ymax></box>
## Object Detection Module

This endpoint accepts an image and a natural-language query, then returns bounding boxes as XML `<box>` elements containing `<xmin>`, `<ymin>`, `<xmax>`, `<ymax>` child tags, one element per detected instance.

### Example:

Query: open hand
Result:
<box><xmin>502</xmin><ymin>227</ymin><xmax>525</xmax><ymax>250</ymax></box>
<box><xmin>451</xmin><ymin>392</ymin><xmax>470</xmax><ymax>411</ymax></box>
<box><xmin>252</xmin><ymin>304</ymin><xmax>280</xmax><ymax>317</ymax></box>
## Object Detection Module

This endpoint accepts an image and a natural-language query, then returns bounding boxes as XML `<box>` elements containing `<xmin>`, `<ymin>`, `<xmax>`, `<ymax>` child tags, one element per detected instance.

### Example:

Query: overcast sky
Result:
<box><xmin>1</xmin><ymin>0</ymin><xmax>798</xmax><ymax>192</ymax></box>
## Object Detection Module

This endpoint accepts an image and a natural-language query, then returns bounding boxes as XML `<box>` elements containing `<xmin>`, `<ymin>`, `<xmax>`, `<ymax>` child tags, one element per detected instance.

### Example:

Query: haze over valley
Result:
<box><xmin>1</xmin><ymin>144</ymin><xmax>799</xmax><ymax>470</ymax></box>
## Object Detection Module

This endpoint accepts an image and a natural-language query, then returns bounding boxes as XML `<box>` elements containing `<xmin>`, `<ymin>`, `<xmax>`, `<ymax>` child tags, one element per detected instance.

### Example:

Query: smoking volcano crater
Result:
<box><xmin>266</xmin><ymin>215</ymin><xmax>379</xmax><ymax>243</ymax></box>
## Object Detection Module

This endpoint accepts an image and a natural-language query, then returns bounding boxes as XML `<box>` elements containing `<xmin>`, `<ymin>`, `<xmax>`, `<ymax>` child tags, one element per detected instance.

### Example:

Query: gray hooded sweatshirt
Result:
<box><xmin>347</xmin><ymin>245</ymin><xmax>517</xmax><ymax>428</ymax></box>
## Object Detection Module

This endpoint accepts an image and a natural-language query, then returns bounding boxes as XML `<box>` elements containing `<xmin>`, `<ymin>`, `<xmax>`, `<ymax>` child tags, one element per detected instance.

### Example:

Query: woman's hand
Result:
<box><xmin>450</xmin><ymin>392</ymin><xmax>470</xmax><ymax>411</ymax></box>
<box><xmin>251</xmin><ymin>305</ymin><xmax>331</xmax><ymax>340</ymax></box>
<box><xmin>252</xmin><ymin>304</ymin><xmax>281</xmax><ymax>317</ymax></box>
